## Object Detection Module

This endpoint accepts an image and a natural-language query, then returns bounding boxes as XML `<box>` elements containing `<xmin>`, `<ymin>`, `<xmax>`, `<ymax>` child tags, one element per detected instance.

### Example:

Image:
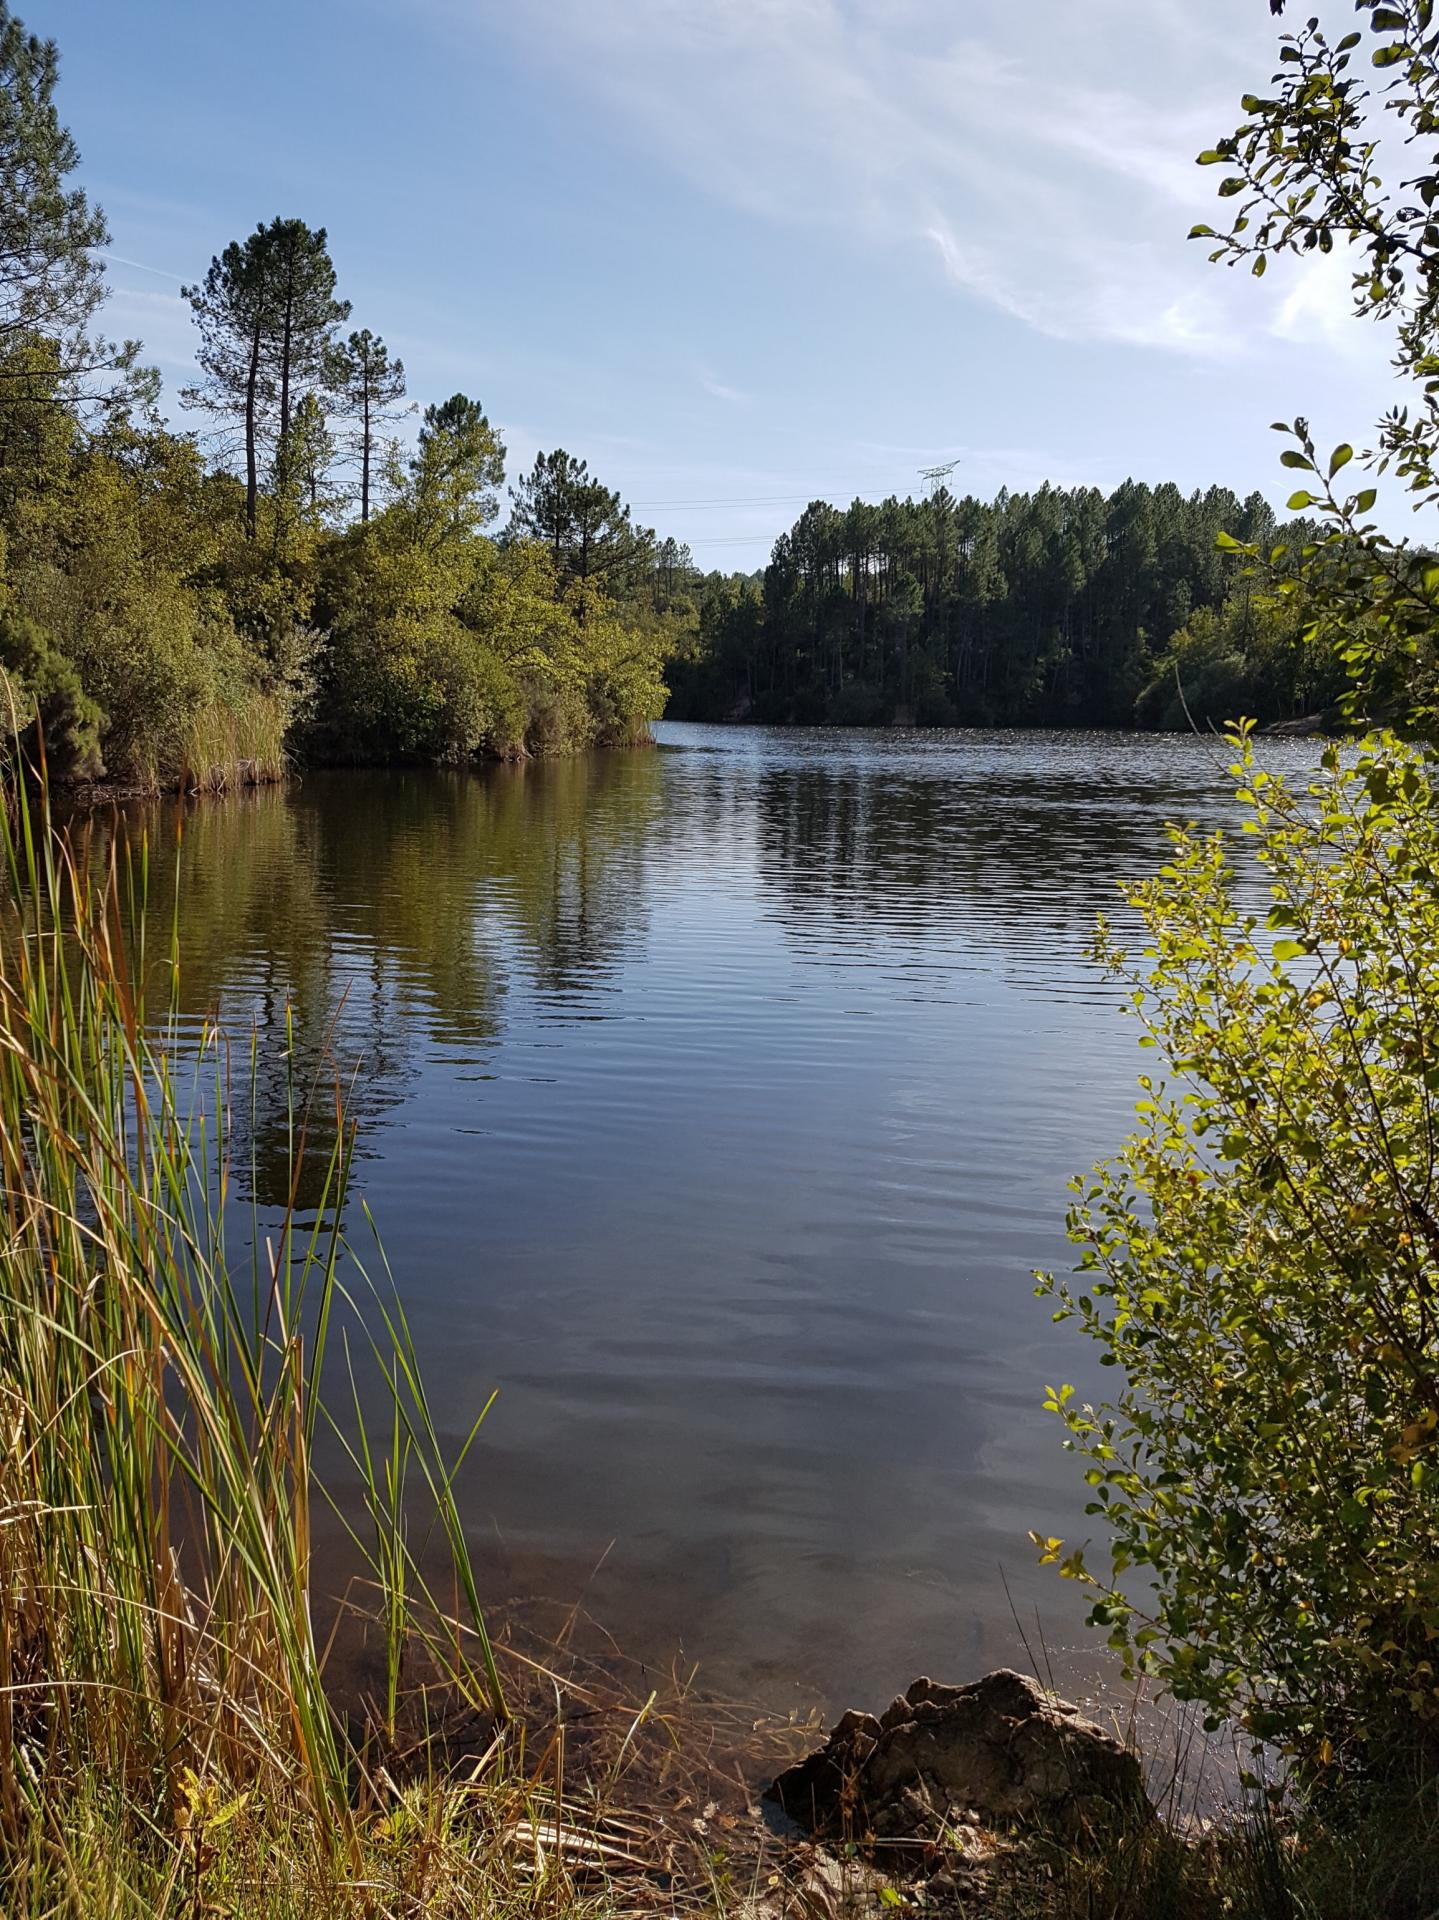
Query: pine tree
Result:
<box><xmin>0</xmin><ymin>1</ymin><xmax>147</xmax><ymax>434</ymax></box>
<box><xmin>182</xmin><ymin>219</ymin><xmax>349</xmax><ymax>537</ymax></box>
<box><xmin>404</xmin><ymin>393</ymin><xmax>506</xmax><ymax>545</ymax></box>
<box><xmin>507</xmin><ymin>449</ymin><xmax>652</xmax><ymax>604</ymax></box>
<box><xmin>330</xmin><ymin>328</ymin><xmax>408</xmax><ymax>523</ymax></box>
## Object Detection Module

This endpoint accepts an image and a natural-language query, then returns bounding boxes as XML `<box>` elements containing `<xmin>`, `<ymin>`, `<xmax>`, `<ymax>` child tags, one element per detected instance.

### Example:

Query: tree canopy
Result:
<box><xmin>669</xmin><ymin>482</ymin><xmax>1335</xmax><ymax>730</ymax></box>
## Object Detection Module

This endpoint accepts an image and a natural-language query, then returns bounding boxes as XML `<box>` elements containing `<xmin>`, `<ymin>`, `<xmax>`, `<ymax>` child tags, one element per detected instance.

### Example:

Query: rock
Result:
<box><xmin>767</xmin><ymin>1670</ymin><xmax>1150</xmax><ymax>1845</ymax></box>
<box><xmin>1260</xmin><ymin>713</ymin><xmax>1326</xmax><ymax>736</ymax></box>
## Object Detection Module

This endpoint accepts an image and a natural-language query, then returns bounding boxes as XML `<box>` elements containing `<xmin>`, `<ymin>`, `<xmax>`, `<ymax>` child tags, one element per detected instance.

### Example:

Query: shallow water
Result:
<box><xmin>113</xmin><ymin>723</ymin><xmax>1322</xmax><ymax>1718</ymax></box>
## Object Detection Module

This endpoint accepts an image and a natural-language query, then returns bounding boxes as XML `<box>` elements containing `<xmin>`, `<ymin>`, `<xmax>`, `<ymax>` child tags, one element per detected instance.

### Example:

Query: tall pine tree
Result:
<box><xmin>331</xmin><ymin>328</ymin><xmax>408</xmax><ymax>523</ymax></box>
<box><xmin>182</xmin><ymin>218</ymin><xmax>348</xmax><ymax>536</ymax></box>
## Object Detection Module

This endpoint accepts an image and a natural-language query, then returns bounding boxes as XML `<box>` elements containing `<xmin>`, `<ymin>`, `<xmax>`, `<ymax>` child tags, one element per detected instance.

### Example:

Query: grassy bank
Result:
<box><xmin>0</xmin><ymin>763</ymin><xmax>658</xmax><ymax>1917</ymax></box>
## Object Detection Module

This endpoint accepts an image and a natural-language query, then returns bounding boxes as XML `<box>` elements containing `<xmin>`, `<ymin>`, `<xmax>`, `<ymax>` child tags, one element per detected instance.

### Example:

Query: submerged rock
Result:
<box><xmin>767</xmin><ymin>1669</ymin><xmax>1149</xmax><ymax>1845</ymax></box>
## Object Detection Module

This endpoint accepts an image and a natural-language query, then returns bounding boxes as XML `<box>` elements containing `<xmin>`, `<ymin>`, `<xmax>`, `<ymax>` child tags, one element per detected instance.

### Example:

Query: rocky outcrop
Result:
<box><xmin>768</xmin><ymin>1670</ymin><xmax>1149</xmax><ymax>1846</ymax></box>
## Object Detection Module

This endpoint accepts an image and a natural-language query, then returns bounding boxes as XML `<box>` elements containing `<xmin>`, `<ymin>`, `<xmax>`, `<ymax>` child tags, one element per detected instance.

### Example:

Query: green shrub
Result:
<box><xmin>1038</xmin><ymin>727</ymin><xmax>1439</xmax><ymax>1781</ymax></box>
<box><xmin>0</xmin><ymin>610</ymin><xmax>104</xmax><ymax>779</ymax></box>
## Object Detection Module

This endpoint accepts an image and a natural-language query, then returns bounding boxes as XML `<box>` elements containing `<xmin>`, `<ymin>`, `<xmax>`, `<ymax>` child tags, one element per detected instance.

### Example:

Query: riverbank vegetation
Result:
<box><xmin>0</xmin><ymin>3</ymin><xmax>678</xmax><ymax>792</ymax></box>
<box><xmin>0</xmin><ymin>762</ymin><xmax>488</xmax><ymax>1910</ymax></box>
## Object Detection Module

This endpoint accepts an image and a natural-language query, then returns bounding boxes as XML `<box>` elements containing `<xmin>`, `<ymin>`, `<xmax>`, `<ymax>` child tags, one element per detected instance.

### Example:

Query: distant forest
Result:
<box><xmin>666</xmin><ymin>482</ymin><xmax>1344</xmax><ymax>731</ymax></box>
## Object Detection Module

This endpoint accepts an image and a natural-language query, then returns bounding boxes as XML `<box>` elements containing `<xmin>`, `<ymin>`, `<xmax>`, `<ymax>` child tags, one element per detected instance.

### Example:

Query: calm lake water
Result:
<box><xmin>115</xmin><ymin>722</ymin><xmax>1321</xmax><ymax>1719</ymax></box>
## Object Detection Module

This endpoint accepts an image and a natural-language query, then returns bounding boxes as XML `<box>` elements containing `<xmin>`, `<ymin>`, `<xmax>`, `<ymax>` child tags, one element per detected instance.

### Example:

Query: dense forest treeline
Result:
<box><xmin>0</xmin><ymin>4</ymin><xmax>688</xmax><ymax>789</ymax></box>
<box><xmin>667</xmin><ymin>482</ymin><xmax>1345</xmax><ymax>730</ymax></box>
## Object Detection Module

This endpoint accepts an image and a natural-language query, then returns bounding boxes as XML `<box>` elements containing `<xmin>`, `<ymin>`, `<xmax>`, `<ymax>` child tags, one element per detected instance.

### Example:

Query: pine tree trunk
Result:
<box><xmin>244</xmin><ymin>307</ymin><xmax>261</xmax><ymax>539</ymax></box>
<box><xmin>361</xmin><ymin>383</ymin><xmax>371</xmax><ymax>523</ymax></box>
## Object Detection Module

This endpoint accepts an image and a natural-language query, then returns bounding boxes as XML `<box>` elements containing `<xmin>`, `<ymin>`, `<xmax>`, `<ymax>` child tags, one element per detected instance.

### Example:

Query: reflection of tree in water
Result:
<box><xmin>484</xmin><ymin>755</ymin><xmax>663</xmax><ymax>1000</ymax></box>
<box><xmin>90</xmin><ymin>750</ymin><xmax>664</xmax><ymax>1212</ymax></box>
<box><xmin>737</xmin><ymin>742</ymin><xmax>1273</xmax><ymax>968</ymax></box>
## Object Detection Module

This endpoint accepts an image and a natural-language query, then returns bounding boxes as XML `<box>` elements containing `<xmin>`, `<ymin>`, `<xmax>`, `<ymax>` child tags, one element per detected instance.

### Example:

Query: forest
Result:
<box><xmin>667</xmin><ymin>482</ymin><xmax>1345</xmax><ymax>730</ymax></box>
<box><xmin>0</xmin><ymin>7</ymin><xmax>688</xmax><ymax>790</ymax></box>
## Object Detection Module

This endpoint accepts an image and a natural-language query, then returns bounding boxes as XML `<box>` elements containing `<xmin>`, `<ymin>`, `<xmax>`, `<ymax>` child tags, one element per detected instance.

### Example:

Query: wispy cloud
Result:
<box><xmin>699</xmin><ymin>368</ymin><xmax>751</xmax><ymax>405</ymax></box>
<box><xmin>103</xmin><ymin>285</ymin><xmax>196</xmax><ymax>376</ymax></box>
<box><xmin>447</xmin><ymin>0</ymin><xmax>1366</xmax><ymax>362</ymax></box>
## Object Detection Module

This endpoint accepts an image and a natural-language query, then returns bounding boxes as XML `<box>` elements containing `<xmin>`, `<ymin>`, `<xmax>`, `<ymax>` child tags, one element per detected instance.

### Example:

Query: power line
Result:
<box><xmin>685</xmin><ymin>533</ymin><xmax>789</xmax><ymax>546</ymax></box>
<box><xmin>667</xmin><ymin>486</ymin><xmax>946</xmax><ymax>546</ymax></box>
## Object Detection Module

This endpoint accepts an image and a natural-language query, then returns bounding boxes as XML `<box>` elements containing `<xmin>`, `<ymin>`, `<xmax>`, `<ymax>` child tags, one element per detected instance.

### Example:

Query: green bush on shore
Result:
<box><xmin>1041</xmin><ymin>727</ymin><xmax>1439</xmax><ymax>1780</ymax></box>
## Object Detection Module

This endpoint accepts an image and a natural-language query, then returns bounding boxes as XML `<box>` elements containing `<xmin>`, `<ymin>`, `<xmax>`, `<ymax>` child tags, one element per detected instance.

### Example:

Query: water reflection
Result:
<box><xmin>98</xmin><ymin>724</ymin><xmax>1319</xmax><ymax>1718</ymax></box>
<box><xmin>98</xmin><ymin>754</ymin><xmax>664</xmax><ymax>1207</ymax></box>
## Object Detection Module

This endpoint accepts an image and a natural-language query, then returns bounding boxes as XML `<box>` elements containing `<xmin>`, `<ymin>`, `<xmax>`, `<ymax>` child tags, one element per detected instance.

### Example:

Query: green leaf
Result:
<box><xmin>1355</xmin><ymin>488</ymin><xmax>1378</xmax><ymax>515</ymax></box>
<box><xmin>1280</xmin><ymin>450</ymin><xmax>1315</xmax><ymax>472</ymax></box>
<box><xmin>1287</xmin><ymin>491</ymin><xmax>1314</xmax><ymax>511</ymax></box>
<box><xmin>1196</xmin><ymin>150</ymin><xmax>1227</xmax><ymax>166</ymax></box>
<box><xmin>1329</xmin><ymin>444</ymin><xmax>1353</xmax><ymax>478</ymax></box>
<box><xmin>1252</xmin><ymin>255</ymin><xmax>1268</xmax><ymax>278</ymax></box>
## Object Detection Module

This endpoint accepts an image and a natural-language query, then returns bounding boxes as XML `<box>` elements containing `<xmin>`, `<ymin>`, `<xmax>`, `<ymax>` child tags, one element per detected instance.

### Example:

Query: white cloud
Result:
<box><xmin>699</xmin><ymin>369</ymin><xmax>752</xmax><ymax>405</ymax></box>
<box><xmin>1270</xmin><ymin>248</ymin><xmax>1373</xmax><ymax>358</ymax></box>
<box><xmin>444</xmin><ymin>0</ymin><xmax>1372</xmax><ymax>363</ymax></box>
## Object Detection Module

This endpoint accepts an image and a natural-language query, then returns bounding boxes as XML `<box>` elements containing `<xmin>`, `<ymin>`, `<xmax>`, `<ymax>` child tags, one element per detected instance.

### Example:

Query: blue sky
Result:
<box><xmin>48</xmin><ymin>0</ymin><xmax>1405</xmax><ymax>570</ymax></box>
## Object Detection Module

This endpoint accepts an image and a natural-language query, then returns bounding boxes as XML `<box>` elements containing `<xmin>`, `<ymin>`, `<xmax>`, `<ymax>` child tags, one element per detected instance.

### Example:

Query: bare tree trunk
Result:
<box><xmin>244</xmin><ymin>307</ymin><xmax>261</xmax><ymax>538</ymax></box>
<box><xmin>361</xmin><ymin>382</ymin><xmax>371</xmax><ymax>523</ymax></box>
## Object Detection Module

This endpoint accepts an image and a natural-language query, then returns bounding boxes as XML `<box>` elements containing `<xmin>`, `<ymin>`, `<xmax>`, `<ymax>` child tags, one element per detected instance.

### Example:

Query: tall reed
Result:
<box><xmin>0</xmin><ymin>746</ymin><xmax>504</xmax><ymax>1881</ymax></box>
<box><xmin>172</xmin><ymin>688</ymin><xmax>289</xmax><ymax>792</ymax></box>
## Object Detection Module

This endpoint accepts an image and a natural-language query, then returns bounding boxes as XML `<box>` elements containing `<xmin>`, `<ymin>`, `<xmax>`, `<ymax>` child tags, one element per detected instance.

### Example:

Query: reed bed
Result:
<box><xmin>172</xmin><ymin>689</ymin><xmax>289</xmax><ymax>792</ymax></box>
<box><xmin>0</xmin><ymin>753</ymin><xmax>518</xmax><ymax>1911</ymax></box>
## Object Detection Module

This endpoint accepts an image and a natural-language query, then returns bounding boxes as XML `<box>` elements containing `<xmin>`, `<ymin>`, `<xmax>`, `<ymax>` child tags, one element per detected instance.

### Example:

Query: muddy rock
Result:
<box><xmin>768</xmin><ymin>1670</ymin><xmax>1150</xmax><ymax>1845</ymax></box>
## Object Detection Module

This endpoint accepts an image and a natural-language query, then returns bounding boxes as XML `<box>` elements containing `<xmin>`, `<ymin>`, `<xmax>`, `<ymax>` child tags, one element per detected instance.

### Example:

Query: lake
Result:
<box><xmin>111</xmin><ymin>722</ymin><xmax>1321</xmax><ymax>1722</ymax></box>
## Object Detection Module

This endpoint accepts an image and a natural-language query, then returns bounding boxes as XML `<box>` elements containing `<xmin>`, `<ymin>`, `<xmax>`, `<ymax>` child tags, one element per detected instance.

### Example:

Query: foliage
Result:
<box><xmin>1135</xmin><ymin>588</ymin><xmax>1344</xmax><ymax>731</ymax></box>
<box><xmin>406</xmin><ymin>391</ymin><xmax>506</xmax><ymax>545</ymax></box>
<box><xmin>668</xmin><ymin>483</ymin><xmax>1311</xmax><ymax>729</ymax></box>
<box><xmin>1180</xmin><ymin>1</ymin><xmax>1439</xmax><ymax>730</ymax></box>
<box><xmin>507</xmin><ymin>446</ymin><xmax>657</xmax><ymax>601</ymax></box>
<box><xmin>0</xmin><ymin>606</ymin><xmax>102</xmax><ymax>777</ymax></box>
<box><xmin>1038</xmin><ymin>0</ymin><xmax>1439</xmax><ymax>1793</ymax></box>
<box><xmin>1039</xmin><ymin>728</ymin><xmax>1439</xmax><ymax>1775</ymax></box>
<box><xmin>0</xmin><ymin>0</ymin><xmax>148</xmax><ymax>419</ymax></box>
<box><xmin>182</xmin><ymin>218</ymin><xmax>349</xmax><ymax>536</ymax></box>
<box><xmin>1</xmin><ymin>415</ymin><xmax>308</xmax><ymax>786</ymax></box>
<box><xmin>0</xmin><ymin>0</ymin><xmax>678</xmax><ymax>786</ymax></box>
<box><xmin>328</xmin><ymin>326</ymin><xmax>408</xmax><ymax>523</ymax></box>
